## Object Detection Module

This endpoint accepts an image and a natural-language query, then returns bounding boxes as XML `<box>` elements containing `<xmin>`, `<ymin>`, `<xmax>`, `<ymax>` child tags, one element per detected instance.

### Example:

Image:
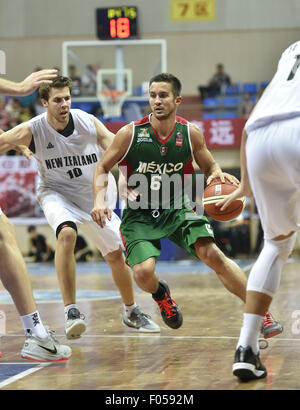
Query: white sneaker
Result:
<box><xmin>65</xmin><ymin>308</ymin><xmax>86</xmax><ymax>339</ymax></box>
<box><xmin>122</xmin><ymin>306</ymin><xmax>160</xmax><ymax>333</ymax></box>
<box><xmin>21</xmin><ymin>328</ymin><xmax>72</xmax><ymax>362</ymax></box>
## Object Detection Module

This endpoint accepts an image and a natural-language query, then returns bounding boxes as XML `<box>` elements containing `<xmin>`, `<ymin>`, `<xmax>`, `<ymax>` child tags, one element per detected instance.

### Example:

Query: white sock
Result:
<box><xmin>64</xmin><ymin>304</ymin><xmax>78</xmax><ymax>319</ymax></box>
<box><xmin>123</xmin><ymin>303</ymin><xmax>137</xmax><ymax>317</ymax></box>
<box><xmin>237</xmin><ymin>313</ymin><xmax>264</xmax><ymax>355</ymax></box>
<box><xmin>20</xmin><ymin>311</ymin><xmax>48</xmax><ymax>339</ymax></box>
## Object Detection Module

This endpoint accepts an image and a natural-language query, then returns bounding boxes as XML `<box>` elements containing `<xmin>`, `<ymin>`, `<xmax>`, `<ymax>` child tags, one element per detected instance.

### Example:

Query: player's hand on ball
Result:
<box><xmin>216</xmin><ymin>185</ymin><xmax>245</xmax><ymax>211</ymax></box>
<box><xmin>90</xmin><ymin>207</ymin><xmax>111</xmax><ymax>228</ymax></box>
<box><xmin>207</xmin><ymin>172</ymin><xmax>239</xmax><ymax>187</ymax></box>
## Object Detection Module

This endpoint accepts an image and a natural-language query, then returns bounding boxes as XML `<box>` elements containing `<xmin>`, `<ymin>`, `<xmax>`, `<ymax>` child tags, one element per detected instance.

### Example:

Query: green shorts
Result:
<box><xmin>120</xmin><ymin>207</ymin><xmax>214</xmax><ymax>267</ymax></box>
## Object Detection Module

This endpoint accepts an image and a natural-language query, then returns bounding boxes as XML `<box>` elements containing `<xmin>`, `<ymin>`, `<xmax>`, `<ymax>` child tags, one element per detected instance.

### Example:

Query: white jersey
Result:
<box><xmin>246</xmin><ymin>41</ymin><xmax>300</xmax><ymax>132</ymax></box>
<box><xmin>28</xmin><ymin>109</ymin><xmax>117</xmax><ymax>213</ymax></box>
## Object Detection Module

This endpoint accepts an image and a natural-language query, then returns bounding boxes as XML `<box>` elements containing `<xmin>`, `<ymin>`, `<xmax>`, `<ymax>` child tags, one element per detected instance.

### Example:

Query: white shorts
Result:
<box><xmin>38</xmin><ymin>190</ymin><xmax>123</xmax><ymax>256</ymax></box>
<box><xmin>246</xmin><ymin>117</ymin><xmax>300</xmax><ymax>239</ymax></box>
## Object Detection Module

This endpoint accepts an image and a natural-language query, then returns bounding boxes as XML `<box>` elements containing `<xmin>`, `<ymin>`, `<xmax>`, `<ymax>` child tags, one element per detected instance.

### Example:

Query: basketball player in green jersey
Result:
<box><xmin>91</xmin><ymin>73</ymin><xmax>282</xmax><ymax>334</ymax></box>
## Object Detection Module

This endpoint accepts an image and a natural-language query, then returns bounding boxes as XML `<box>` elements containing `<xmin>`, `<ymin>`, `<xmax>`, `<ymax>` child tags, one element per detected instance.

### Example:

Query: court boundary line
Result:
<box><xmin>0</xmin><ymin>296</ymin><xmax>121</xmax><ymax>305</ymax></box>
<box><xmin>2</xmin><ymin>333</ymin><xmax>300</xmax><ymax>342</ymax></box>
<box><xmin>0</xmin><ymin>362</ymin><xmax>51</xmax><ymax>389</ymax></box>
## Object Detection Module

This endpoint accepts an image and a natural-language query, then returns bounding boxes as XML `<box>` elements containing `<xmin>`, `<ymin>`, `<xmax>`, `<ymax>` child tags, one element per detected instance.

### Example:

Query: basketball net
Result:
<box><xmin>98</xmin><ymin>89</ymin><xmax>127</xmax><ymax>119</ymax></box>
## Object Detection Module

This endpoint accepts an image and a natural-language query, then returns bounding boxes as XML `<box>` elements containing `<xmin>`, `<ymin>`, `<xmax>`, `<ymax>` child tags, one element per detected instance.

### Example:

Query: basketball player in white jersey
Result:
<box><xmin>0</xmin><ymin>76</ymin><xmax>159</xmax><ymax>339</ymax></box>
<box><xmin>218</xmin><ymin>41</ymin><xmax>300</xmax><ymax>381</ymax></box>
<box><xmin>0</xmin><ymin>69</ymin><xmax>71</xmax><ymax>362</ymax></box>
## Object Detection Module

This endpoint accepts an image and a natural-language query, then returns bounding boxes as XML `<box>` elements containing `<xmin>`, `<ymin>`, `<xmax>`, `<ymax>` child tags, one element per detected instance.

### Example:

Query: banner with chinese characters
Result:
<box><xmin>190</xmin><ymin>118</ymin><xmax>246</xmax><ymax>148</ymax></box>
<box><xmin>0</xmin><ymin>156</ymin><xmax>41</xmax><ymax>218</ymax></box>
<box><xmin>106</xmin><ymin>118</ymin><xmax>247</xmax><ymax>149</ymax></box>
<box><xmin>170</xmin><ymin>0</ymin><xmax>216</xmax><ymax>22</ymax></box>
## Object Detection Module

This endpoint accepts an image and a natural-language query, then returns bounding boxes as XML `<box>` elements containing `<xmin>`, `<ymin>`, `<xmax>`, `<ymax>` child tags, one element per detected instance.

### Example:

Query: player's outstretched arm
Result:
<box><xmin>0</xmin><ymin>123</ymin><xmax>32</xmax><ymax>154</ymax></box>
<box><xmin>91</xmin><ymin>123</ymin><xmax>132</xmax><ymax>228</ymax></box>
<box><xmin>190</xmin><ymin>123</ymin><xmax>239</xmax><ymax>185</ymax></box>
<box><xmin>93</xmin><ymin>116</ymin><xmax>115</xmax><ymax>150</ymax></box>
<box><xmin>217</xmin><ymin>129</ymin><xmax>253</xmax><ymax>210</ymax></box>
<box><xmin>0</xmin><ymin>69</ymin><xmax>57</xmax><ymax>97</ymax></box>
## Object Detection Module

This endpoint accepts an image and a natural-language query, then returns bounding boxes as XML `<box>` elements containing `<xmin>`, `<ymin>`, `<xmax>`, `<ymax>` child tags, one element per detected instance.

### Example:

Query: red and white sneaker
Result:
<box><xmin>152</xmin><ymin>280</ymin><xmax>183</xmax><ymax>329</ymax></box>
<box><xmin>261</xmin><ymin>311</ymin><xmax>283</xmax><ymax>339</ymax></box>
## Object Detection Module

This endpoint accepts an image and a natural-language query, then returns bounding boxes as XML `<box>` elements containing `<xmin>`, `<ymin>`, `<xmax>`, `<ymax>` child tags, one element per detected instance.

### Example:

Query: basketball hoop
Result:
<box><xmin>98</xmin><ymin>89</ymin><xmax>127</xmax><ymax>119</ymax></box>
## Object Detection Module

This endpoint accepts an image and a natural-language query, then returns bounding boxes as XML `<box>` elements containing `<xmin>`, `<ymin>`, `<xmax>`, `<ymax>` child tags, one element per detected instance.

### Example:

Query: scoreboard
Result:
<box><xmin>96</xmin><ymin>6</ymin><xmax>139</xmax><ymax>40</ymax></box>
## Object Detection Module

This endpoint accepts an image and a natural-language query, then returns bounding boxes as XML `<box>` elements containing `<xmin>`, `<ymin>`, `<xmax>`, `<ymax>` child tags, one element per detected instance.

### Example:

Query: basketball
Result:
<box><xmin>203</xmin><ymin>178</ymin><xmax>245</xmax><ymax>222</ymax></box>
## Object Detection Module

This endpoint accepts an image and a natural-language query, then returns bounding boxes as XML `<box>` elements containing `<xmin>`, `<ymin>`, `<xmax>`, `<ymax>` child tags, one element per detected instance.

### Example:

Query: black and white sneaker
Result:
<box><xmin>122</xmin><ymin>306</ymin><xmax>160</xmax><ymax>333</ymax></box>
<box><xmin>233</xmin><ymin>345</ymin><xmax>267</xmax><ymax>382</ymax></box>
<box><xmin>65</xmin><ymin>308</ymin><xmax>86</xmax><ymax>339</ymax></box>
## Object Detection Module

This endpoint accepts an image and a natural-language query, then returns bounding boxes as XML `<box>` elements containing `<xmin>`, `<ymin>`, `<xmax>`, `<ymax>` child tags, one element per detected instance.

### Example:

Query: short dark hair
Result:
<box><xmin>27</xmin><ymin>225</ymin><xmax>36</xmax><ymax>233</ymax></box>
<box><xmin>149</xmin><ymin>73</ymin><xmax>182</xmax><ymax>98</ymax></box>
<box><xmin>39</xmin><ymin>76</ymin><xmax>73</xmax><ymax>101</ymax></box>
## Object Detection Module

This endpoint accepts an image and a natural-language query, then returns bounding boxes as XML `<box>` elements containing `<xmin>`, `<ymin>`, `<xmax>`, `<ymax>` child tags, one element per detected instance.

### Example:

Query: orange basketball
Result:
<box><xmin>203</xmin><ymin>178</ymin><xmax>245</xmax><ymax>222</ymax></box>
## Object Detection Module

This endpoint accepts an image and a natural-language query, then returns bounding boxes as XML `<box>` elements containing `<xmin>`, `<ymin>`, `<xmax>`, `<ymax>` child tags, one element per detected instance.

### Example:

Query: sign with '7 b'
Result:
<box><xmin>170</xmin><ymin>0</ymin><xmax>216</xmax><ymax>21</ymax></box>
<box><xmin>0</xmin><ymin>50</ymin><xmax>6</xmax><ymax>74</ymax></box>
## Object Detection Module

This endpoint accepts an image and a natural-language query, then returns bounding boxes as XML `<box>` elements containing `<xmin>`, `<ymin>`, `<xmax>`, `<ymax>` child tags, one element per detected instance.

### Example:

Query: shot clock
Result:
<box><xmin>96</xmin><ymin>6</ymin><xmax>139</xmax><ymax>40</ymax></box>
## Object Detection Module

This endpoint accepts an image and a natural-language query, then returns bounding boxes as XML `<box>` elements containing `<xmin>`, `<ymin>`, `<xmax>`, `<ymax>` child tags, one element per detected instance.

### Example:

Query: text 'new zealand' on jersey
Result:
<box><xmin>28</xmin><ymin>109</ymin><xmax>117</xmax><ymax>213</ymax></box>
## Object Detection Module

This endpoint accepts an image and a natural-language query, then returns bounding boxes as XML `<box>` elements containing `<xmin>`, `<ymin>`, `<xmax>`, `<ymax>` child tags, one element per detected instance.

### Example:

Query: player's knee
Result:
<box><xmin>247</xmin><ymin>233</ymin><xmax>297</xmax><ymax>298</ymax></box>
<box><xmin>196</xmin><ymin>242</ymin><xmax>222</xmax><ymax>264</ymax></box>
<box><xmin>57</xmin><ymin>226</ymin><xmax>77</xmax><ymax>249</ymax></box>
<box><xmin>104</xmin><ymin>248</ymin><xmax>125</xmax><ymax>266</ymax></box>
<box><xmin>133</xmin><ymin>264</ymin><xmax>154</xmax><ymax>286</ymax></box>
<box><xmin>268</xmin><ymin>233</ymin><xmax>296</xmax><ymax>262</ymax></box>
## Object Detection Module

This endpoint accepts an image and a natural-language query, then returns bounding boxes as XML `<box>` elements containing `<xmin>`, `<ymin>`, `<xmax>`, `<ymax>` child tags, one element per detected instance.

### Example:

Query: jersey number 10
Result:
<box><xmin>67</xmin><ymin>168</ymin><xmax>83</xmax><ymax>179</ymax></box>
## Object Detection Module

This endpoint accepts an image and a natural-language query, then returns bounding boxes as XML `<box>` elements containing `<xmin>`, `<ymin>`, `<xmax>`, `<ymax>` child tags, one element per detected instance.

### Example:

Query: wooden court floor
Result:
<box><xmin>0</xmin><ymin>259</ymin><xmax>300</xmax><ymax>391</ymax></box>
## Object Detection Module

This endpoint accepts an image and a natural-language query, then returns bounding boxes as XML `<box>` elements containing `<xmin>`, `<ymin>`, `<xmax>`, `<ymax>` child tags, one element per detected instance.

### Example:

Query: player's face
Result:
<box><xmin>149</xmin><ymin>82</ymin><xmax>181</xmax><ymax>120</ymax></box>
<box><xmin>43</xmin><ymin>87</ymin><xmax>71</xmax><ymax>124</ymax></box>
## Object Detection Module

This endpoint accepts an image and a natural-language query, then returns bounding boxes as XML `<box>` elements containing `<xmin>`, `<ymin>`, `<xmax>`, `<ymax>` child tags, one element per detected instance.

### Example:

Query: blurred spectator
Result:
<box><xmin>5</xmin><ymin>98</ymin><xmax>22</xmax><ymax>125</ymax></box>
<box><xmin>102</xmin><ymin>78</ymin><xmax>114</xmax><ymax>90</ymax></box>
<box><xmin>238</xmin><ymin>92</ymin><xmax>256</xmax><ymax>118</ymax></box>
<box><xmin>81</xmin><ymin>64</ymin><xmax>97</xmax><ymax>96</ymax></box>
<box><xmin>0</xmin><ymin>96</ymin><xmax>10</xmax><ymax>130</ymax></box>
<box><xmin>74</xmin><ymin>235</ymin><xmax>93</xmax><ymax>262</ymax></box>
<box><xmin>68</xmin><ymin>65</ymin><xmax>82</xmax><ymax>96</ymax></box>
<box><xmin>198</xmin><ymin>63</ymin><xmax>234</xmax><ymax>100</ymax></box>
<box><xmin>27</xmin><ymin>225</ymin><xmax>55</xmax><ymax>262</ymax></box>
<box><xmin>19</xmin><ymin>106</ymin><xmax>34</xmax><ymax>123</ymax></box>
<box><xmin>33</xmin><ymin>96</ymin><xmax>46</xmax><ymax>115</ymax></box>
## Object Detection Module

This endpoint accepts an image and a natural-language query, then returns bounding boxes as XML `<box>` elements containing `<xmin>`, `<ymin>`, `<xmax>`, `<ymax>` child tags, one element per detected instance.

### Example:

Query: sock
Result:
<box><xmin>152</xmin><ymin>283</ymin><xmax>165</xmax><ymax>300</ymax></box>
<box><xmin>123</xmin><ymin>303</ymin><xmax>137</xmax><ymax>317</ymax></box>
<box><xmin>64</xmin><ymin>304</ymin><xmax>78</xmax><ymax>319</ymax></box>
<box><xmin>20</xmin><ymin>311</ymin><xmax>48</xmax><ymax>339</ymax></box>
<box><xmin>237</xmin><ymin>313</ymin><xmax>264</xmax><ymax>355</ymax></box>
